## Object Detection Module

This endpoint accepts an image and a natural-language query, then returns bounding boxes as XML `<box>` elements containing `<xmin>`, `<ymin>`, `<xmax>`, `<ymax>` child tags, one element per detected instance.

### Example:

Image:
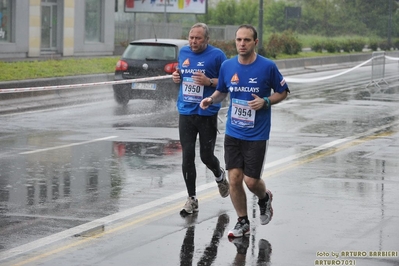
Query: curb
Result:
<box><xmin>0</xmin><ymin>73</ymin><xmax>115</xmax><ymax>90</ymax></box>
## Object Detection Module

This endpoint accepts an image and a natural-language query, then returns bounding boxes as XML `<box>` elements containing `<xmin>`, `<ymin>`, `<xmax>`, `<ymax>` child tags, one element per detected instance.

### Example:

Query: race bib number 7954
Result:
<box><xmin>231</xmin><ymin>98</ymin><xmax>256</xmax><ymax>128</ymax></box>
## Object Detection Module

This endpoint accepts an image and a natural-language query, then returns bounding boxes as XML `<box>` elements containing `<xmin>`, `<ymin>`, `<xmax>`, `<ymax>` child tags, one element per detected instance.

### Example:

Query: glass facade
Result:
<box><xmin>85</xmin><ymin>0</ymin><xmax>102</xmax><ymax>42</ymax></box>
<box><xmin>0</xmin><ymin>0</ymin><xmax>11</xmax><ymax>42</ymax></box>
<box><xmin>41</xmin><ymin>0</ymin><xmax>58</xmax><ymax>50</ymax></box>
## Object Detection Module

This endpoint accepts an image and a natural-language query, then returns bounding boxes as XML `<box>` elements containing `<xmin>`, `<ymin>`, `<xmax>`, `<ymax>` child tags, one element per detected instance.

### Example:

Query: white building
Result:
<box><xmin>0</xmin><ymin>0</ymin><xmax>115</xmax><ymax>59</ymax></box>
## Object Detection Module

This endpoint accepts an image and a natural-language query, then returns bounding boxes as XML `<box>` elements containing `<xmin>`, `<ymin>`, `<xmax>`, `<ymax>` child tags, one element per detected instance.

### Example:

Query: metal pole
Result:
<box><xmin>164</xmin><ymin>0</ymin><xmax>167</xmax><ymax>23</ymax></box>
<box><xmin>258</xmin><ymin>0</ymin><xmax>264</xmax><ymax>56</ymax></box>
<box><xmin>388</xmin><ymin>0</ymin><xmax>392</xmax><ymax>48</ymax></box>
<box><xmin>133</xmin><ymin>13</ymin><xmax>136</xmax><ymax>40</ymax></box>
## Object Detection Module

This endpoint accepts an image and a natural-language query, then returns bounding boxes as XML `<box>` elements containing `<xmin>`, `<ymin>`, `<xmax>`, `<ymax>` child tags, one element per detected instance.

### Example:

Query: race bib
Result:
<box><xmin>231</xmin><ymin>98</ymin><xmax>256</xmax><ymax>128</ymax></box>
<box><xmin>182</xmin><ymin>77</ymin><xmax>204</xmax><ymax>103</ymax></box>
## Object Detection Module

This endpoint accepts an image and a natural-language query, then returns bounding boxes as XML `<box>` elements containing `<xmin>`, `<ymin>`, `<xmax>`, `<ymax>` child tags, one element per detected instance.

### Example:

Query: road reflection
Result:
<box><xmin>113</xmin><ymin>139</ymin><xmax>181</xmax><ymax>158</ymax></box>
<box><xmin>110</xmin><ymin>139</ymin><xmax>182</xmax><ymax>198</ymax></box>
<box><xmin>179</xmin><ymin>213</ymin><xmax>273</xmax><ymax>266</ymax></box>
<box><xmin>231</xmin><ymin>237</ymin><xmax>272</xmax><ymax>266</ymax></box>
<box><xmin>180</xmin><ymin>213</ymin><xmax>229</xmax><ymax>266</ymax></box>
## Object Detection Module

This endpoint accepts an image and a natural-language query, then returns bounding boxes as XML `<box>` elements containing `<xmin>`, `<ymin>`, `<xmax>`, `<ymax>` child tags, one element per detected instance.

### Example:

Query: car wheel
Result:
<box><xmin>113</xmin><ymin>86</ymin><xmax>130</xmax><ymax>105</ymax></box>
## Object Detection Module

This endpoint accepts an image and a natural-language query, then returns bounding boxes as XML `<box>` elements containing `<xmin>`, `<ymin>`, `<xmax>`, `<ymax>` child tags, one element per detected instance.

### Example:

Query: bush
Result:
<box><xmin>324</xmin><ymin>40</ymin><xmax>339</xmax><ymax>53</ymax></box>
<box><xmin>263</xmin><ymin>31</ymin><xmax>302</xmax><ymax>58</ymax></box>
<box><xmin>340</xmin><ymin>40</ymin><xmax>351</xmax><ymax>52</ymax></box>
<box><xmin>379</xmin><ymin>40</ymin><xmax>390</xmax><ymax>51</ymax></box>
<box><xmin>351</xmin><ymin>39</ymin><xmax>366</xmax><ymax>52</ymax></box>
<box><xmin>209</xmin><ymin>40</ymin><xmax>236</xmax><ymax>58</ymax></box>
<box><xmin>310</xmin><ymin>41</ymin><xmax>324</xmax><ymax>53</ymax></box>
<box><xmin>280</xmin><ymin>30</ymin><xmax>302</xmax><ymax>55</ymax></box>
<box><xmin>368</xmin><ymin>39</ymin><xmax>379</xmax><ymax>51</ymax></box>
<box><xmin>265</xmin><ymin>33</ymin><xmax>283</xmax><ymax>58</ymax></box>
<box><xmin>392</xmin><ymin>38</ymin><xmax>399</xmax><ymax>50</ymax></box>
<box><xmin>340</xmin><ymin>39</ymin><xmax>366</xmax><ymax>52</ymax></box>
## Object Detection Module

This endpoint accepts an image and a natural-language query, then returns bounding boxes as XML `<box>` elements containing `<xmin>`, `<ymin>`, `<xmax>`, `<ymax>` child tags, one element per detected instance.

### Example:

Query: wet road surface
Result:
<box><xmin>0</xmin><ymin>62</ymin><xmax>399</xmax><ymax>265</ymax></box>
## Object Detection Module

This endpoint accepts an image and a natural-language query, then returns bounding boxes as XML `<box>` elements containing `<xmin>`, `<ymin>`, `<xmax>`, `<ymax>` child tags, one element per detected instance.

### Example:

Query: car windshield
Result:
<box><xmin>122</xmin><ymin>44</ymin><xmax>176</xmax><ymax>60</ymax></box>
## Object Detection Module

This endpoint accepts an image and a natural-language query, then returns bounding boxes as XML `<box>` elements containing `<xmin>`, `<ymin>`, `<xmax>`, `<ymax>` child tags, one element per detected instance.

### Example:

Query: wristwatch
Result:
<box><xmin>209</xmin><ymin>78</ymin><xmax>214</xmax><ymax>87</ymax></box>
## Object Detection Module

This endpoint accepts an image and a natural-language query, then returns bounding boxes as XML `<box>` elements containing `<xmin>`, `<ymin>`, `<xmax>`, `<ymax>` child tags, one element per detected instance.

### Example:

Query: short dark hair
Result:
<box><xmin>236</xmin><ymin>24</ymin><xmax>258</xmax><ymax>40</ymax></box>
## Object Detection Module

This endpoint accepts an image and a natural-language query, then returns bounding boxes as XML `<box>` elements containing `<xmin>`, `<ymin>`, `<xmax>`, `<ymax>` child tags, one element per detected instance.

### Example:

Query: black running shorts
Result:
<box><xmin>224</xmin><ymin>134</ymin><xmax>268</xmax><ymax>179</ymax></box>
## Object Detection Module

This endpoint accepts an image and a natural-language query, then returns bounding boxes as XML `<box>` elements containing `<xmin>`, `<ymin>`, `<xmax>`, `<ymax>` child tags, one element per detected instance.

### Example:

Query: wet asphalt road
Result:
<box><xmin>0</xmin><ymin>61</ymin><xmax>399</xmax><ymax>266</ymax></box>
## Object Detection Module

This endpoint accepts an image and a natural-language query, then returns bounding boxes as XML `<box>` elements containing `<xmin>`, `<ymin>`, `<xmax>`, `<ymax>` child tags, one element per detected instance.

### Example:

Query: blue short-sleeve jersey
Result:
<box><xmin>176</xmin><ymin>44</ymin><xmax>227</xmax><ymax>116</ymax></box>
<box><xmin>217</xmin><ymin>54</ymin><xmax>289</xmax><ymax>141</ymax></box>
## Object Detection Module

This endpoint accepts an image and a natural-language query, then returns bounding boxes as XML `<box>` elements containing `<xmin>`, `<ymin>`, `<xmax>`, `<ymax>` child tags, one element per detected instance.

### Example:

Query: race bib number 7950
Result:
<box><xmin>182</xmin><ymin>77</ymin><xmax>204</xmax><ymax>103</ymax></box>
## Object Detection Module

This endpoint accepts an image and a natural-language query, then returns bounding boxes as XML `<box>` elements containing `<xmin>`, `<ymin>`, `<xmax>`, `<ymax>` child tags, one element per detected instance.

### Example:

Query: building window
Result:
<box><xmin>0</xmin><ymin>0</ymin><xmax>11</xmax><ymax>42</ymax></box>
<box><xmin>85</xmin><ymin>0</ymin><xmax>102</xmax><ymax>42</ymax></box>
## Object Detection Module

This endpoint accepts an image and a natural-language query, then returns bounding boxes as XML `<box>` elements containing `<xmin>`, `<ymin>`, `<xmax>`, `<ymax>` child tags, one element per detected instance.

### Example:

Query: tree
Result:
<box><xmin>199</xmin><ymin>0</ymin><xmax>258</xmax><ymax>26</ymax></box>
<box><xmin>264</xmin><ymin>1</ymin><xmax>287</xmax><ymax>32</ymax></box>
<box><xmin>197</xmin><ymin>0</ymin><xmax>399</xmax><ymax>39</ymax></box>
<box><xmin>264</xmin><ymin>2</ymin><xmax>305</xmax><ymax>33</ymax></box>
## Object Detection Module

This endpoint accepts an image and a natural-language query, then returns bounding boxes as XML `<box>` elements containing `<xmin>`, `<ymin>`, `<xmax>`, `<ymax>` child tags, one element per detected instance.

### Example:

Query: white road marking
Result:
<box><xmin>19</xmin><ymin>136</ymin><xmax>118</xmax><ymax>155</ymax></box>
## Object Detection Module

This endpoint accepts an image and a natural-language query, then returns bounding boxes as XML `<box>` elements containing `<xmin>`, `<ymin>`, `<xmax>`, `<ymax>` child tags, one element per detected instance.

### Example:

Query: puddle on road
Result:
<box><xmin>0</xmin><ymin>137</ymin><xmax>183</xmax><ymax>251</ymax></box>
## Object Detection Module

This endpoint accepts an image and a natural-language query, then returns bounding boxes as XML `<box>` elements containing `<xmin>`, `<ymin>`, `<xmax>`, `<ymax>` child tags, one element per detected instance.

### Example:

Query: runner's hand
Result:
<box><xmin>200</xmin><ymin>97</ymin><xmax>213</xmax><ymax>109</ymax></box>
<box><xmin>248</xmin><ymin>94</ymin><xmax>267</xmax><ymax>110</ymax></box>
<box><xmin>172</xmin><ymin>69</ymin><xmax>182</xmax><ymax>83</ymax></box>
<box><xmin>192</xmin><ymin>71</ymin><xmax>207</xmax><ymax>85</ymax></box>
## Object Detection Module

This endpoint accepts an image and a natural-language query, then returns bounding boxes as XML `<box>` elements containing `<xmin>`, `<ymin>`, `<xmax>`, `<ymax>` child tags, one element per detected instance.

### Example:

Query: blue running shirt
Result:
<box><xmin>176</xmin><ymin>45</ymin><xmax>227</xmax><ymax>116</ymax></box>
<box><xmin>217</xmin><ymin>54</ymin><xmax>289</xmax><ymax>141</ymax></box>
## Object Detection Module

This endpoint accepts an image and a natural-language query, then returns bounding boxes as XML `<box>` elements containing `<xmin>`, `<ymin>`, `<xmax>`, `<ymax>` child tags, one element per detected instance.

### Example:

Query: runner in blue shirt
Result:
<box><xmin>200</xmin><ymin>24</ymin><xmax>290</xmax><ymax>238</ymax></box>
<box><xmin>172</xmin><ymin>23</ymin><xmax>229</xmax><ymax>215</ymax></box>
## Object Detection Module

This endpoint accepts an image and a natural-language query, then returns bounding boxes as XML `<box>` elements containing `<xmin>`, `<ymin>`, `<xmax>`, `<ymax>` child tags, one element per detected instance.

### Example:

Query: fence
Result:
<box><xmin>283</xmin><ymin>52</ymin><xmax>399</xmax><ymax>95</ymax></box>
<box><xmin>365</xmin><ymin>51</ymin><xmax>389</xmax><ymax>91</ymax></box>
<box><xmin>114</xmin><ymin>21</ymin><xmax>237</xmax><ymax>45</ymax></box>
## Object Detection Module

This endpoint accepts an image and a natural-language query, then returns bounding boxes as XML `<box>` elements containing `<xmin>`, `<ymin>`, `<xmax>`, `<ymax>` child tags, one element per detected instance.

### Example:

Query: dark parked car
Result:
<box><xmin>113</xmin><ymin>38</ymin><xmax>189</xmax><ymax>105</ymax></box>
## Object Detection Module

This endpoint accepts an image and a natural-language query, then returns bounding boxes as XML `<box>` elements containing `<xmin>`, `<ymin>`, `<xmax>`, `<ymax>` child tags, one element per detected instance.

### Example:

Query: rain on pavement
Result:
<box><xmin>0</xmin><ymin>60</ymin><xmax>398</xmax><ymax>266</ymax></box>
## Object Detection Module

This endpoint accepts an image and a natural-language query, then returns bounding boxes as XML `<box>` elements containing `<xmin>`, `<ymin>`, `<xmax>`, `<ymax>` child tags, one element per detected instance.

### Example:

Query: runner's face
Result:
<box><xmin>235</xmin><ymin>28</ymin><xmax>258</xmax><ymax>56</ymax></box>
<box><xmin>189</xmin><ymin>27</ymin><xmax>208</xmax><ymax>53</ymax></box>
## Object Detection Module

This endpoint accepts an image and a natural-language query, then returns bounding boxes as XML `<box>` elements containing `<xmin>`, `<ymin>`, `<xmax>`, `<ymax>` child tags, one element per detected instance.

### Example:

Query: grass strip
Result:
<box><xmin>0</xmin><ymin>57</ymin><xmax>120</xmax><ymax>82</ymax></box>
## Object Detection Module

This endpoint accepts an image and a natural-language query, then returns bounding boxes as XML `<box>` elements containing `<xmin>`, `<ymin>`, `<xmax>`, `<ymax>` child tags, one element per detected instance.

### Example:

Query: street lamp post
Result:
<box><xmin>388</xmin><ymin>0</ymin><xmax>392</xmax><ymax>48</ymax></box>
<box><xmin>164</xmin><ymin>0</ymin><xmax>167</xmax><ymax>23</ymax></box>
<box><xmin>258</xmin><ymin>0</ymin><xmax>264</xmax><ymax>55</ymax></box>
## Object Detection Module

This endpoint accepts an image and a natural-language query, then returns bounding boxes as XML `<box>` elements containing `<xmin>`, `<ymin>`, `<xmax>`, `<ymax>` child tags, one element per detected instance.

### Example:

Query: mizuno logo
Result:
<box><xmin>249</xmin><ymin>78</ymin><xmax>257</xmax><ymax>83</ymax></box>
